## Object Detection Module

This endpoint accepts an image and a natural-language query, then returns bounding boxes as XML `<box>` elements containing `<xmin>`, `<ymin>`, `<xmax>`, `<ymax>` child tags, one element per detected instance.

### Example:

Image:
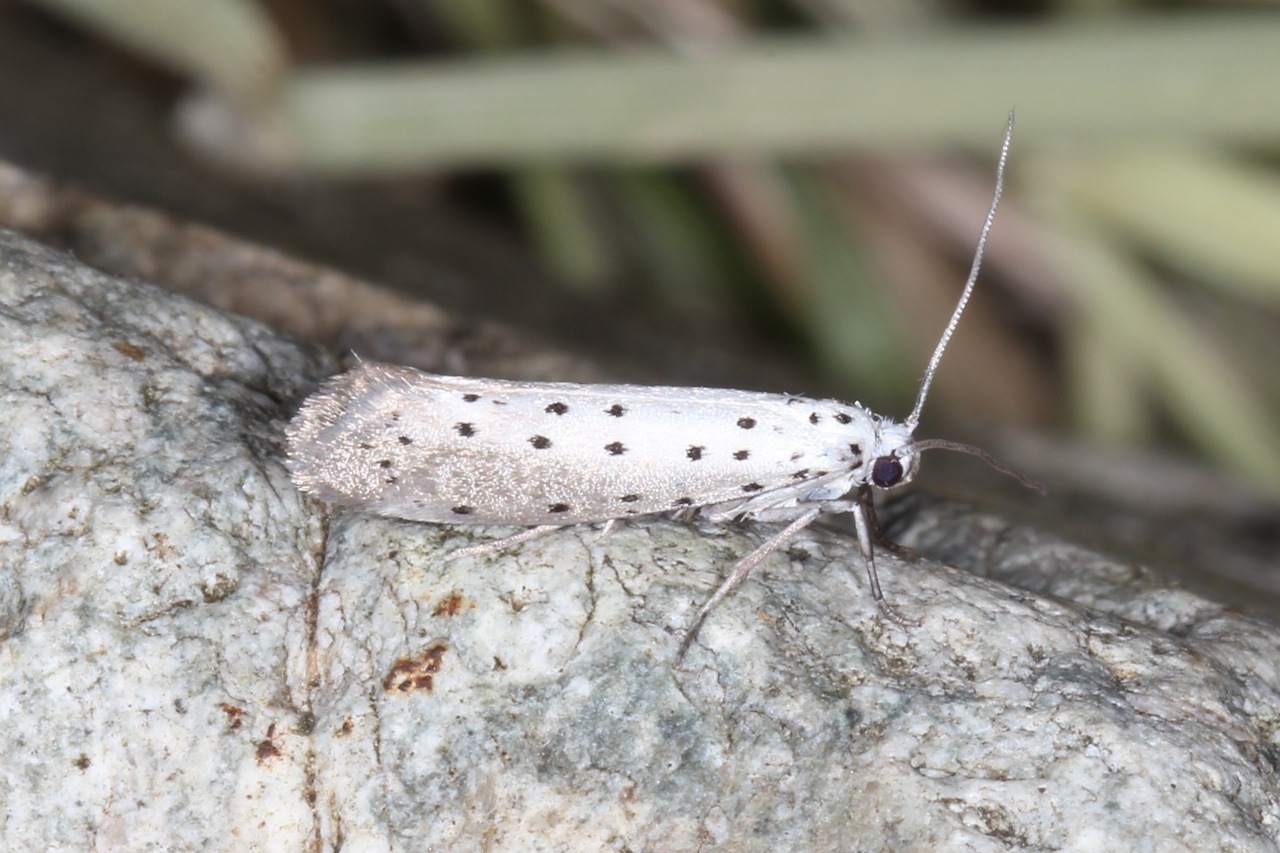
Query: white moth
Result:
<box><xmin>287</xmin><ymin>114</ymin><xmax>1038</xmax><ymax>659</ymax></box>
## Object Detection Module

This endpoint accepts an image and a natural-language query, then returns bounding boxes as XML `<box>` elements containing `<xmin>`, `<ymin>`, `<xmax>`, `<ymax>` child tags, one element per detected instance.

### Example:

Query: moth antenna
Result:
<box><xmin>912</xmin><ymin>437</ymin><xmax>1047</xmax><ymax>494</ymax></box>
<box><xmin>905</xmin><ymin>111</ymin><xmax>1015</xmax><ymax>431</ymax></box>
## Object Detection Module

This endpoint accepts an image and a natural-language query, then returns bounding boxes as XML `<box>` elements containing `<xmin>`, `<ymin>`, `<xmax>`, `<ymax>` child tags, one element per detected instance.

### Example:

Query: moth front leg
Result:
<box><xmin>851</xmin><ymin>498</ymin><xmax>919</xmax><ymax>629</ymax></box>
<box><xmin>857</xmin><ymin>485</ymin><xmax>913</xmax><ymax>556</ymax></box>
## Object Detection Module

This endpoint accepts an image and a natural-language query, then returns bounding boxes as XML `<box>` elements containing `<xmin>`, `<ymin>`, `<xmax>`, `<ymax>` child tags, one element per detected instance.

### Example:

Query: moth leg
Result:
<box><xmin>444</xmin><ymin>525</ymin><xmax>562</xmax><ymax>562</ymax></box>
<box><xmin>852</xmin><ymin>501</ymin><xmax>920</xmax><ymax>628</ymax></box>
<box><xmin>857</xmin><ymin>485</ymin><xmax>913</xmax><ymax>556</ymax></box>
<box><xmin>677</xmin><ymin>507</ymin><xmax>821</xmax><ymax>664</ymax></box>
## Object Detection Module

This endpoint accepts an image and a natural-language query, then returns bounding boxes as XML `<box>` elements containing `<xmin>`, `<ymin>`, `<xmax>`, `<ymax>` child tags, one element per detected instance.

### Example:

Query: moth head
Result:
<box><xmin>870</xmin><ymin>455</ymin><xmax>909</xmax><ymax>489</ymax></box>
<box><xmin>867</xmin><ymin>420</ymin><xmax>919</xmax><ymax>490</ymax></box>
<box><xmin>868</xmin><ymin>418</ymin><xmax>1046</xmax><ymax>495</ymax></box>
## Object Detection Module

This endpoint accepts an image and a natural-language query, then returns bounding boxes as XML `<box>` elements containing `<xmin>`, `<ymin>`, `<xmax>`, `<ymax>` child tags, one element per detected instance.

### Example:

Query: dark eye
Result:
<box><xmin>871</xmin><ymin>456</ymin><xmax>904</xmax><ymax>488</ymax></box>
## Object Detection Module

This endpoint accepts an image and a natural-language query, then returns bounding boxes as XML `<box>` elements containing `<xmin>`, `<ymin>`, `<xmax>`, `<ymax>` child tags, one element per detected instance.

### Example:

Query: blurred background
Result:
<box><xmin>1</xmin><ymin>0</ymin><xmax>1279</xmax><ymax>510</ymax></box>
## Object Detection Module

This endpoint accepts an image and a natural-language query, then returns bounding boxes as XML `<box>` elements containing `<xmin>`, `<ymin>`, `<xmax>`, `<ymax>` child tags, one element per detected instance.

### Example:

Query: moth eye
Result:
<box><xmin>871</xmin><ymin>456</ymin><xmax>904</xmax><ymax>488</ymax></box>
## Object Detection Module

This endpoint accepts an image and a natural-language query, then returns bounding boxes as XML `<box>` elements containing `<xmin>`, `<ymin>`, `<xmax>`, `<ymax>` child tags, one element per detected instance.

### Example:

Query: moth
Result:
<box><xmin>287</xmin><ymin>114</ymin><xmax>1039</xmax><ymax>659</ymax></box>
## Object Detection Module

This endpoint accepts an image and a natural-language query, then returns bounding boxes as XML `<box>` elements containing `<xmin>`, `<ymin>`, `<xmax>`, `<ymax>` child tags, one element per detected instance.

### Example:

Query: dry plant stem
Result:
<box><xmin>258</xmin><ymin>17</ymin><xmax>1280</xmax><ymax>172</ymax></box>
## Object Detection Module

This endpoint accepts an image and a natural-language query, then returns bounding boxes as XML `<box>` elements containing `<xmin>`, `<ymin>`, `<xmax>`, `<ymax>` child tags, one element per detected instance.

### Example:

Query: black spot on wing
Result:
<box><xmin>378</xmin><ymin>459</ymin><xmax>392</xmax><ymax>469</ymax></box>
<box><xmin>455</xmin><ymin>422</ymin><xmax>476</xmax><ymax>437</ymax></box>
<box><xmin>835</xmin><ymin>412</ymin><xmax>852</xmax><ymax>425</ymax></box>
<box><xmin>733</xmin><ymin>450</ymin><xmax>750</xmax><ymax>460</ymax></box>
<box><xmin>605</xmin><ymin>404</ymin><xmax>625</xmax><ymax>417</ymax></box>
<box><xmin>452</xmin><ymin>506</ymin><xmax>472</xmax><ymax>515</ymax></box>
<box><xmin>687</xmin><ymin>445</ymin><xmax>704</xmax><ymax>461</ymax></box>
<box><xmin>604</xmin><ymin>441</ymin><xmax>627</xmax><ymax>456</ymax></box>
<box><xmin>398</xmin><ymin>435</ymin><xmax>413</xmax><ymax>445</ymax></box>
<box><xmin>462</xmin><ymin>394</ymin><xmax>480</xmax><ymax>403</ymax></box>
<box><xmin>737</xmin><ymin>417</ymin><xmax>757</xmax><ymax>429</ymax></box>
<box><xmin>619</xmin><ymin>494</ymin><xmax>641</xmax><ymax>503</ymax></box>
<box><xmin>673</xmin><ymin>497</ymin><xmax>694</xmax><ymax>507</ymax></box>
<box><xmin>809</xmin><ymin>412</ymin><xmax>820</xmax><ymax>425</ymax></box>
<box><xmin>548</xmin><ymin>503</ymin><xmax>571</xmax><ymax>514</ymax></box>
<box><xmin>529</xmin><ymin>435</ymin><xmax>552</xmax><ymax>449</ymax></box>
<box><xmin>742</xmin><ymin>483</ymin><xmax>764</xmax><ymax>492</ymax></box>
<box><xmin>545</xmin><ymin>402</ymin><xmax>569</xmax><ymax>415</ymax></box>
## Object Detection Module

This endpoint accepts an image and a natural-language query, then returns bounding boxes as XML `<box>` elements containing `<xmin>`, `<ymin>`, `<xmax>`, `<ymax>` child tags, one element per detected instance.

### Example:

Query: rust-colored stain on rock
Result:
<box><xmin>112</xmin><ymin>341</ymin><xmax>147</xmax><ymax>361</ymax></box>
<box><xmin>256</xmin><ymin>739</ymin><xmax>282</xmax><ymax>762</ymax></box>
<box><xmin>221</xmin><ymin>703</ymin><xmax>246</xmax><ymax>730</ymax></box>
<box><xmin>432</xmin><ymin>592</ymin><xmax>469</xmax><ymax>617</ymax></box>
<box><xmin>383</xmin><ymin>643</ymin><xmax>448</xmax><ymax>694</ymax></box>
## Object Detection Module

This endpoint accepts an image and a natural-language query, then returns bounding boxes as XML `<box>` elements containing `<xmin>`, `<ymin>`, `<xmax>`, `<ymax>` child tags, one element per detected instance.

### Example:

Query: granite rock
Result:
<box><xmin>1</xmin><ymin>227</ymin><xmax>1278</xmax><ymax>851</ymax></box>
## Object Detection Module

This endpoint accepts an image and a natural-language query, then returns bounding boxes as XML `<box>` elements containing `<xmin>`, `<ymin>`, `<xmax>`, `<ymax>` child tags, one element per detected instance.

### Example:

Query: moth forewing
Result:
<box><xmin>287</xmin><ymin>363</ymin><xmax>882</xmax><ymax>528</ymax></box>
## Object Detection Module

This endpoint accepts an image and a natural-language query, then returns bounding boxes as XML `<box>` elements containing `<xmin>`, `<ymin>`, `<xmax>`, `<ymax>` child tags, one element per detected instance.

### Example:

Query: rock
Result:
<box><xmin>0</xmin><ymin>227</ymin><xmax>327</xmax><ymax>849</ymax></box>
<box><xmin>2</xmin><ymin>226</ymin><xmax>1278</xmax><ymax>851</ymax></box>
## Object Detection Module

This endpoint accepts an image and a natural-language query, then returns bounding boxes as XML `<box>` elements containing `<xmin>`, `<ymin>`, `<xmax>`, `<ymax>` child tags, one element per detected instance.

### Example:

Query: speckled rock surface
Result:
<box><xmin>0</xmin><ymin>228</ymin><xmax>330</xmax><ymax>850</ymax></box>
<box><xmin>2</xmin><ymin>227</ymin><xmax>1279</xmax><ymax>851</ymax></box>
